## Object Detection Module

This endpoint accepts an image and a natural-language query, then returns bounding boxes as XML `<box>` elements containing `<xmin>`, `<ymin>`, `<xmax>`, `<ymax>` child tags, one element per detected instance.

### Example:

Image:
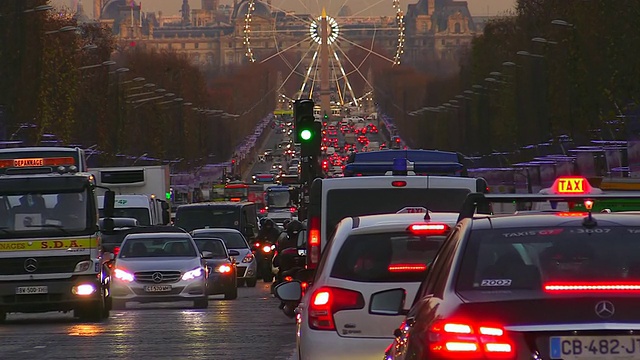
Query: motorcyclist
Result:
<box><xmin>277</xmin><ymin>220</ymin><xmax>303</xmax><ymax>252</ymax></box>
<box><xmin>257</xmin><ymin>218</ymin><xmax>280</xmax><ymax>245</ymax></box>
<box><xmin>273</xmin><ymin>220</ymin><xmax>305</xmax><ymax>288</ymax></box>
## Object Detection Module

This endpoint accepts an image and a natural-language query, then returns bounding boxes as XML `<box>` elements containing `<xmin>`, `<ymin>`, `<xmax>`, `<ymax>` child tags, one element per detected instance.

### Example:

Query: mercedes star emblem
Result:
<box><xmin>24</xmin><ymin>258</ymin><xmax>38</xmax><ymax>273</ymax></box>
<box><xmin>595</xmin><ymin>300</ymin><xmax>615</xmax><ymax>318</ymax></box>
<box><xmin>151</xmin><ymin>272</ymin><xmax>163</xmax><ymax>283</ymax></box>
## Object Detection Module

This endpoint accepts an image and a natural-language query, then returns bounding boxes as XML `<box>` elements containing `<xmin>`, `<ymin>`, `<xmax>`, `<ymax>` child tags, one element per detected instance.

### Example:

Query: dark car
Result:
<box><xmin>377</xmin><ymin>192</ymin><xmax>640</xmax><ymax>360</ymax></box>
<box><xmin>190</xmin><ymin>228</ymin><xmax>258</xmax><ymax>287</ymax></box>
<box><xmin>194</xmin><ymin>237</ymin><xmax>238</xmax><ymax>300</ymax></box>
<box><xmin>99</xmin><ymin>219</ymin><xmax>187</xmax><ymax>257</ymax></box>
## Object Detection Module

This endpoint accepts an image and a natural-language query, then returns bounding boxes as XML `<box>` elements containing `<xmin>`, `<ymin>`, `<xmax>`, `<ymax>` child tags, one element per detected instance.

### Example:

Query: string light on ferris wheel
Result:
<box><xmin>243</xmin><ymin>0</ymin><xmax>405</xmax><ymax>65</ymax></box>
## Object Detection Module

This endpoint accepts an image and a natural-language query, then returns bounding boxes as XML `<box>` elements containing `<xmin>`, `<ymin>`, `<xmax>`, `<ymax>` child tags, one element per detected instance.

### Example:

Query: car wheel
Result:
<box><xmin>224</xmin><ymin>285</ymin><xmax>238</xmax><ymax>300</ymax></box>
<box><xmin>237</xmin><ymin>279</ymin><xmax>246</xmax><ymax>287</ymax></box>
<box><xmin>246</xmin><ymin>278</ymin><xmax>257</xmax><ymax>287</ymax></box>
<box><xmin>194</xmin><ymin>297</ymin><xmax>209</xmax><ymax>309</ymax></box>
<box><xmin>112</xmin><ymin>299</ymin><xmax>126</xmax><ymax>310</ymax></box>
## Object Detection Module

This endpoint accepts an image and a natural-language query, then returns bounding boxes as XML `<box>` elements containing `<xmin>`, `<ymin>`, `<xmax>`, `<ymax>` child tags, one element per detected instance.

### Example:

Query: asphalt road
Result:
<box><xmin>246</xmin><ymin>125</ymin><xmax>288</xmax><ymax>181</ymax></box>
<box><xmin>0</xmin><ymin>282</ymin><xmax>297</xmax><ymax>360</ymax></box>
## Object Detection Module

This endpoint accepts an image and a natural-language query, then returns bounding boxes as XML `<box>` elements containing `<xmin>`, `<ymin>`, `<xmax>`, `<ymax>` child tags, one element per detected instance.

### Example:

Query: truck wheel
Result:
<box><xmin>194</xmin><ymin>297</ymin><xmax>209</xmax><ymax>309</ymax></box>
<box><xmin>224</xmin><ymin>285</ymin><xmax>238</xmax><ymax>300</ymax></box>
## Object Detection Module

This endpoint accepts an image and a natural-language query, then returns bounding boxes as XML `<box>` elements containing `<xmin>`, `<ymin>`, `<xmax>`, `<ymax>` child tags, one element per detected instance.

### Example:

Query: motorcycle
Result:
<box><xmin>251</xmin><ymin>238</ymin><xmax>276</xmax><ymax>282</ymax></box>
<box><xmin>272</xmin><ymin>247</ymin><xmax>311</xmax><ymax>318</ymax></box>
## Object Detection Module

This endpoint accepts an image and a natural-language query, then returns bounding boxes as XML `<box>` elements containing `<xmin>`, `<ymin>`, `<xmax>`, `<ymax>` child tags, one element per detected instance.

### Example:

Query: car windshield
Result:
<box><xmin>331</xmin><ymin>232</ymin><xmax>445</xmax><ymax>282</ymax></box>
<box><xmin>174</xmin><ymin>207</ymin><xmax>239</xmax><ymax>232</ymax></box>
<box><xmin>194</xmin><ymin>238</ymin><xmax>228</xmax><ymax>258</ymax></box>
<box><xmin>0</xmin><ymin>190</ymin><xmax>90</xmax><ymax>236</ymax></box>
<box><xmin>457</xmin><ymin>227</ymin><xmax>640</xmax><ymax>293</ymax></box>
<box><xmin>119</xmin><ymin>237</ymin><xmax>198</xmax><ymax>258</ymax></box>
<box><xmin>193</xmin><ymin>231</ymin><xmax>248</xmax><ymax>249</ymax></box>
<box><xmin>326</xmin><ymin>188</ymin><xmax>470</xmax><ymax>238</ymax></box>
<box><xmin>99</xmin><ymin>208</ymin><xmax>151</xmax><ymax>226</ymax></box>
<box><xmin>267</xmin><ymin>191</ymin><xmax>290</xmax><ymax>208</ymax></box>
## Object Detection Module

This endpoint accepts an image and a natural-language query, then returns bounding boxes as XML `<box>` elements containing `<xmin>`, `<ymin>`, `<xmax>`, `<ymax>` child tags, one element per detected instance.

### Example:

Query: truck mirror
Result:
<box><xmin>103</xmin><ymin>190</ymin><xmax>116</xmax><ymax>218</ymax></box>
<box><xmin>101</xmin><ymin>218</ymin><xmax>114</xmax><ymax>234</ymax></box>
<box><xmin>160</xmin><ymin>201</ymin><xmax>171</xmax><ymax>225</ymax></box>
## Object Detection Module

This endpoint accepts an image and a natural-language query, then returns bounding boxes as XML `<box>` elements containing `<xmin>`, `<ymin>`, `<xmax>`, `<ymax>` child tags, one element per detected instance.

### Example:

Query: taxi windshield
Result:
<box><xmin>457</xmin><ymin>226</ymin><xmax>640</xmax><ymax>293</ymax></box>
<box><xmin>0</xmin><ymin>190</ymin><xmax>91</xmax><ymax>237</ymax></box>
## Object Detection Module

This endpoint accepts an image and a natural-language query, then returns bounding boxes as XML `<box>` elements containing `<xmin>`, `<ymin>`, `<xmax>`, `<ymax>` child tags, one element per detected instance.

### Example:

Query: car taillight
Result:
<box><xmin>307</xmin><ymin>216</ymin><xmax>321</xmax><ymax>269</ymax></box>
<box><xmin>428</xmin><ymin>320</ymin><xmax>515</xmax><ymax>359</ymax></box>
<box><xmin>392</xmin><ymin>180</ymin><xmax>407</xmax><ymax>187</ymax></box>
<box><xmin>113</xmin><ymin>246</ymin><xmax>120</xmax><ymax>256</ymax></box>
<box><xmin>408</xmin><ymin>223</ymin><xmax>450</xmax><ymax>236</ymax></box>
<box><xmin>290</xmin><ymin>207</ymin><xmax>297</xmax><ymax>213</ymax></box>
<box><xmin>308</xmin><ymin>287</ymin><xmax>364</xmax><ymax>331</ymax></box>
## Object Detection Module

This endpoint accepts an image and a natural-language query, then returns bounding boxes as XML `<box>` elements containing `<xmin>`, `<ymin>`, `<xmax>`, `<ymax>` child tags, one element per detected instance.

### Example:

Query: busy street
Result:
<box><xmin>0</xmin><ymin>284</ymin><xmax>297</xmax><ymax>360</ymax></box>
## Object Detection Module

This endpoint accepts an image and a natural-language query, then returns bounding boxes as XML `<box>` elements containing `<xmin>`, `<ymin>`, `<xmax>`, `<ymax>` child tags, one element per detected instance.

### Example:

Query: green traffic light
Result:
<box><xmin>300</xmin><ymin>129</ymin><xmax>312</xmax><ymax>141</ymax></box>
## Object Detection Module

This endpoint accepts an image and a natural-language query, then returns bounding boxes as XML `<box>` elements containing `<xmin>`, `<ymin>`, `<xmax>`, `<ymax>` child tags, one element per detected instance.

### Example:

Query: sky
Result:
<box><xmin>55</xmin><ymin>0</ymin><xmax>516</xmax><ymax>18</ymax></box>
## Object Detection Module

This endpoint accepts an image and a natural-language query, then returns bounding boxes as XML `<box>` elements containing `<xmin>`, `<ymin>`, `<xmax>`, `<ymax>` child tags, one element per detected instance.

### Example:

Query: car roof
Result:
<box><xmin>191</xmin><ymin>228</ymin><xmax>241</xmax><ymax>234</ymax></box>
<box><xmin>345</xmin><ymin>212</ymin><xmax>459</xmax><ymax>234</ymax></box>
<box><xmin>124</xmin><ymin>232</ymin><xmax>192</xmax><ymax>240</ymax></box>
<box><xmin>469</xmin><ymin>212</ymin><xmax>640</xmax><ymax>230</ymax></box>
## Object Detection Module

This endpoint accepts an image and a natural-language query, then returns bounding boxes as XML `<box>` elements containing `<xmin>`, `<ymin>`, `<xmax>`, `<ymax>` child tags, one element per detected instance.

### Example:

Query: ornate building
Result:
<box><xmin>90</xmin><ymin>0</ymin><xmax>478</xmax><ymax>73</ymax></box>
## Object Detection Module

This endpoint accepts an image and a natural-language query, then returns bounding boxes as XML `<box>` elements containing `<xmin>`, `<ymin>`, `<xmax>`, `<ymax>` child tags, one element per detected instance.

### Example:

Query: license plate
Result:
<box><xmin>16</xmin><ymin>286</ymin><xmax>48</xmax><ymax>294</ymax></box>
<box><xmin>551</xmin><ymin>336</ymin><xmax>640</xmax><ymax>359</ymax></box>
<box><xmin>144</xmin><ymin>285</ymin><xmax>172</xmax><ymax>292</ymax></box>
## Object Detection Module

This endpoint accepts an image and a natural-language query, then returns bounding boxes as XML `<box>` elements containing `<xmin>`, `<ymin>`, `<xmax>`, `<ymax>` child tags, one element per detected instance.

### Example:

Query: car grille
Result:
<box><xmin>134</xmin><ymin>271</ymin><xmax>182</xmax><ymax>284</ymax></box>
<box><xmin>0</xmin><ymin>255</ymin><xmax>89</xmax><ymax>275</ymax></box>
<box><xmin>237</xmin><ymin>267</ymin><xmax>246</xmax><ymax>277</ymax></box>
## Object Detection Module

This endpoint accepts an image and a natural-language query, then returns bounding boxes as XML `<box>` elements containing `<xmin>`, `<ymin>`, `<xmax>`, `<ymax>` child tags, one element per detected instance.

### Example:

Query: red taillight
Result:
<box><xmin>254</xmin><ymin>242</ymin><xmax>260</xmax><ymax>248</ymax></box>
<box><xmin>259</xmin><ymin>208</ymin><xmax>267</xmax><ymax>214</ymax></box>
<box><xmin>388</xmin><ymin>263</ymin><xmax>428</xmax><ymax>272</ymax></box>
<box><xmin>290</xmin><ymin>207</ymin><xmax>297</xmax><ymax>213</ymax></box>
<box><xmin>391</xmin><ymin>180</ymin><xmax>407</xmax><ymax>187</ymax></box>
<box><xmin>307</xmin><ymin>216</ymin><xmax>321</xmax><ymax>269</ymax></box>
<box><xmin>308</xmin><ymin>287</ymin><xmax>364</xmax><ymax>331</ymax></box>
<box><xmin>284</xmin><ymin>276</ymin><xmax>293</xmax><ymax>282</ymax></box>
<box><xmin>428</xmin><ymin>320</ymin><xmax>515</xmax><ymax>359</ymax></box>
<box><xmin>408</xmin><ymin>223</ymin><xmax>450</xmax><ymax>236</ymax></box>
<box><xmin>113</xmin><ymin>246</ymin><xmax>120</xmax><ymax>256</ymax></box>
<box><xmin>544</xmin><ymin>282</ymin><xmax>640</xmax><ymax>293</ymax></box>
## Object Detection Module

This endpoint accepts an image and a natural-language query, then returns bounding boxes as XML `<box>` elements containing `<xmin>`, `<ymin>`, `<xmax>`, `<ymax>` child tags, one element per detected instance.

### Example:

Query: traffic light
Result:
<box><xmin>294</xmin><ymin>99</ymin><xmax>321</xmax><ymax>157</ymax></box>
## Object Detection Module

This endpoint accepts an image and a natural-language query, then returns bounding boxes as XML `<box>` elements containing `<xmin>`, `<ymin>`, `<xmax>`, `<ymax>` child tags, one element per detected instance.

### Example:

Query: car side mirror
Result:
<box><xmin>274</xmin><ymin>280</ymin><xmax>302</xmax><ymax>302</ymax></box>
<box><xmin>228</xmin><ymin>250</ymin><xmax>240</xmax><ymax>257</ymax></box>
<box><xmin>103</xmin><ymin>252</ymin><xmax>115</xmax><ymax>262</ymax></box>
<box><xmin>369</xmin><ymin>288</ymin><xmax>408</xmax><ymax>316</ymax></box>
<box><xmin>201</xmin><ymin>251</ymin><xmax>213</xmax><ymax>259</ymax></box>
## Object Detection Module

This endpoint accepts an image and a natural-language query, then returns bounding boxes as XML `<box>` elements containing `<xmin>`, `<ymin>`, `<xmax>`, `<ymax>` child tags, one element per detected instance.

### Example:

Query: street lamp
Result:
<box><xmin>532</xmin><ymin>37</ymin><xmax>558</xmax><ymax>45</ymax></box>
<box><xmin>44</xmin><ymin>26</ymin><xmax>78</xmax><ymax>35</ymax></box>
<box><xmin>551</xmin><ymin>19</ymin><xmax>574</xmax><ymax>28</ymax></box>
<box><xmin>132</xmin><ymin>153</ymin><xmax>148</xmax><ymax>165</ymax></box>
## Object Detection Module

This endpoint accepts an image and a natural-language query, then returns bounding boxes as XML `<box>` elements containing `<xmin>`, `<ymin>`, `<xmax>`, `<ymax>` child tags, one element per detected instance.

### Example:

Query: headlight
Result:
<box><xmin>114</xmin><ymin>268</ymin><xmax>134</xmax><ymax>282</ymax></box>
<box><xmin>74</xmin><ymin>260</ymin><xmax>92</xmax><ymax>273</ymax></box>
<box><xmin>242</xmin><ymin>253</ymin><xmax>255</xmax><ymax>263</ymax></box>
<box><xmin>262</xmin><ymin>245</ymin><xmax>272</xmax><ymax>253</ymax></box>
<box><xmin>216</xmin><ymin>265</ymin><xmax>232</xmax><ymax>273</ymax></box>
<box><xmin>182</xmin><ymin>267</ymin><xmax>203</xmax><ymax>280</ymax></box>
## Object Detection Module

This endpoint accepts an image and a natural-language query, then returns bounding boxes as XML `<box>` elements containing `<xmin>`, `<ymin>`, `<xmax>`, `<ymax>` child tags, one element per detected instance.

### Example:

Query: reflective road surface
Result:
<box><xmin>0</xmin><ymin>282</ymin><xmax>296</xmax><ymax>360</ymax></box>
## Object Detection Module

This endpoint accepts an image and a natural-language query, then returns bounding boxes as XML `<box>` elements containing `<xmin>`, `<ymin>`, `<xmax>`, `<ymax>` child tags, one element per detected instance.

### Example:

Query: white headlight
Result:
<box><xmin>182</xmin><ymin>267</ymin><xmax>203</xmax><ymax>280</ymax></box>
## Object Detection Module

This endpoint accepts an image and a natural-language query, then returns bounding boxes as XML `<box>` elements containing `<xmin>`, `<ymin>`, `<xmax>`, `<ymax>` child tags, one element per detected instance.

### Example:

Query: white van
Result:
<box><xmin>305</xmin><ymin>175</ymin><xmax>488</xmax><ymax>268</ymax></box>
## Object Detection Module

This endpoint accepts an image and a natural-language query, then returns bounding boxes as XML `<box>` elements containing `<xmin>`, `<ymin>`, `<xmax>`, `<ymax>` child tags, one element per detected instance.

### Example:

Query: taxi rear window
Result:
<box><xmin>457</xmin><ymin>227</ymin><xmax>640</xmax><ymax>292</ymax></box>
<box><xmin>330</xmin><ymin>232</ymin><xmax>444</xmax><ymax>283</ymax></box>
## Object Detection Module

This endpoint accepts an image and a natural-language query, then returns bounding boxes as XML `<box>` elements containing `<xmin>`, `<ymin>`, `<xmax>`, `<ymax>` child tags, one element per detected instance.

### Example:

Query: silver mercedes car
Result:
<box><xmin>110</xmin><ymin>232</ymin><xmax>209</xmax><ymax>309</ymax></box>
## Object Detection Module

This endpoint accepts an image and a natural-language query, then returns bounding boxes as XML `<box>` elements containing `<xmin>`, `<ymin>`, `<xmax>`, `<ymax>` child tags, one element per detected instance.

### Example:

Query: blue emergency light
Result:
<box><xmin>343</xmin><ymin>149</ymin><xmax>467</xmax><ymax>177</ymax></box>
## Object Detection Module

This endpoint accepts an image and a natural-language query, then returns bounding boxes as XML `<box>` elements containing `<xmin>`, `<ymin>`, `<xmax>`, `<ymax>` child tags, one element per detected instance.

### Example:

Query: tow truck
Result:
<box><xmin>0</xmin><ymin>153</ymin><xmax>115</xmax><ymax>322</ymax></box>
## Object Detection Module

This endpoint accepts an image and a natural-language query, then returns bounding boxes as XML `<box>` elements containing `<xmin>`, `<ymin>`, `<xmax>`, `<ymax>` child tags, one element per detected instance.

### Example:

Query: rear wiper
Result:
<box><xmin>26</xmin><ymin>224</ymin><xmax>71</xmax><ymax>235</ymax></box>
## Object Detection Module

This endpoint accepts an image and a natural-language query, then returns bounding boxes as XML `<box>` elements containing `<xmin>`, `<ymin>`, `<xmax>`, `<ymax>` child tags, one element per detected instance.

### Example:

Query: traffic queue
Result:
<box><xmin>271</xmin><ymin>165</ymin><xmax>640</xmax><ymax>360</ymax></box>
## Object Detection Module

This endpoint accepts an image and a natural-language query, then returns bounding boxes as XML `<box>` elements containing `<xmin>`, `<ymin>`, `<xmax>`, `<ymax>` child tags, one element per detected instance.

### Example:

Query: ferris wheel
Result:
<box><xmin>241</xmin><ymin>0</ymin><xmax>405</xmax><ymax>107</ymax></box>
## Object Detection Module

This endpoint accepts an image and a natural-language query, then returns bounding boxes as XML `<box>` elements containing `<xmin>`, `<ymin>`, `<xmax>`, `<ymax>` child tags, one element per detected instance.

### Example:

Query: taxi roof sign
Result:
<box><xmin>397</xmin><ymin>207</ymin><xmax>428</xmax><ymax>214</ymax></box>
<box><xmin>551</xmin><ymin>176</ymin><xmax>595</xmax><ymax>195</ymax></box>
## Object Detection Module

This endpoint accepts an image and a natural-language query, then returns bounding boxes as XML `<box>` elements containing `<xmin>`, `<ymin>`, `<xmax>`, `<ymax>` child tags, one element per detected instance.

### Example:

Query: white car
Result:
<box><xmin>110</xmin><ymin>232</ymin><xmax>209</xmax><ymax>309</ymax></box>
<box><xmin>275</xmin><ymin>211</ymin><xmax>459</xmax><ymax>360</ymax></box>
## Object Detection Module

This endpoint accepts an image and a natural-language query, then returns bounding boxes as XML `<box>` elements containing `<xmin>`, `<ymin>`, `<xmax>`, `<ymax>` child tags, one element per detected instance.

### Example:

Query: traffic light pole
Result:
<box><xmin>294</xmin><ymin>99</ymin><xmax>322</xmax><ymax>220</ymax></box>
